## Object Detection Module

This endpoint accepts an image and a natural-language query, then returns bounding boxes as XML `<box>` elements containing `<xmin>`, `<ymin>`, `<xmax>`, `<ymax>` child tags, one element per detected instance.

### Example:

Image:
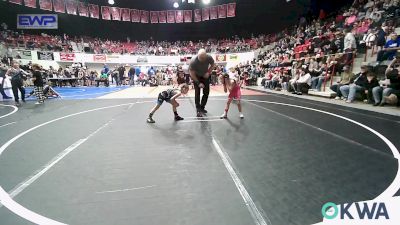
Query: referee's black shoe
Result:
<box><xmin>197</xmin><ymin>110</ymin><xmax>203</xmax><ymax>117</ymax></box>
<box><xmin>199</xmin><ymin>108</ymin><xmax>208</xmax><ymax>114</ymax></box>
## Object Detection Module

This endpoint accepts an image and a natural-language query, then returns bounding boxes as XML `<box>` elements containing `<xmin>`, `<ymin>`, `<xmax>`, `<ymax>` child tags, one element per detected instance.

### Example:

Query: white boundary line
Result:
<box><xmin>7</xmin><ymin>120</ymin><xmax>113</xmax><ymax>200</ymax></box>
<box><xmin>0</xmin><ymin>99</ymin><xmax>398</xmax><ymax>225</ymax></box>
<box><xmin>95</xmin><ymin>185</ymin><xmax>156</xmax><ymax>194</ymax></box>
<box><xmin>184</xmin><ymin>116</ymin><xmax>222</xmax><ymax>119</ymax></box>
<box><xmin>180</xmin><ymin>118</ymin><xmax>225</xmax><ymax>123</ymax></box>
<box><xmin>0</xmin><ymin>122</ymin><xmax>17</xmax><ymax>128</ymax></box>
<box><xmin>0</xmin><ymin>187</ymin><xmax>66</xmax><ymax>225</ymax></box>
<box><xmin>0</xmin><ymin>101</ymin><xmax>152</xmax><ymax>225</ymax></box>
<box><xmin>247</xmin><ymin>102</ymin><xmax>389</xmax><ymax>157</ymax></box>
<box><xmin>211</xmin><ymin>137</ymin><xmax>268</xmax><ymax>225</ymax></box>
<box><xmin>0</xmin><ymin>104</ymin><xmax>18</xmax><ymax>119</ymax></box>
<box><xmin>243</xmin><ymin>99</ymin><xmax>400</xmax><ymax>200</ymax></box>
<box><xmin>7</xmin><ymin>139</ymin><xmax>86</xmax><ymax>200</ymax></box>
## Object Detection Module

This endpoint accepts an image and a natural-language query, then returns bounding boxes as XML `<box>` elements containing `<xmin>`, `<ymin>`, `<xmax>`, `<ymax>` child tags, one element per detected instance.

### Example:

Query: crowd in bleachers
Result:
<box><xmin>253</xmin><ymin>0</ymin><xmax>400</xmax><ymax>106</ymax></box>
<box><xmin>1</xmin><ymin>0</ymin><xmax>400</xmax><ymax>107</ymax></box>
<box><xmin>0</xmin><ymin>22</ymin><xmax>262</xmax><ymax>55</ymax></box>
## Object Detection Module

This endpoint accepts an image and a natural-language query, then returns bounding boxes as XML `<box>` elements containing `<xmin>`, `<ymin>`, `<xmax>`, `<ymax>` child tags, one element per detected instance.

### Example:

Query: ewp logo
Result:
<box><xmin>321</xmin><ymin>202</ymin><xmax>389</xmax><ymax>220</ymax></box>
<box><xmin>17</xmin><ymin>14</ymin><xmax>58</xmax><ymax>29</ymax></box>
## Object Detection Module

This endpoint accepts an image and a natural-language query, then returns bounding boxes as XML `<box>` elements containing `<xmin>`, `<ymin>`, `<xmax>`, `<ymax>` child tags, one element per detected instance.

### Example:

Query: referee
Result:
<box><xmin>189</xmin><ymin>49</ymin><xmax>215</xmax><ymax>117</ymax></box>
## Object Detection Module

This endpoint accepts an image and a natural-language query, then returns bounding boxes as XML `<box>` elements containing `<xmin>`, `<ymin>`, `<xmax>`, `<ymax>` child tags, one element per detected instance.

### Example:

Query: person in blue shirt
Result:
<box><xmin>377</xmin><ymin>33</ymin><xmax>400</xmax><ymax>62</ymax></box>
<box><xmin>135</xmin><ymin>67</ymin><xmax>141</xmax><ymax>77</ymax></box>
<box><xmin>148</xmin><ymin>66</ymin><xmax>155</xmax><ymax>78</ymax></box>
<box><xmin>103</xmin><ymin>64</ymin><xmax>109</xmax><ymax>74</ymax></box>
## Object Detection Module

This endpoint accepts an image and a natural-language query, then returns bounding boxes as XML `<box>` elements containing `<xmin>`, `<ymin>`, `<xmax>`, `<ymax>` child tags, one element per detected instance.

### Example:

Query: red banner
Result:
<box><xmin>39</xmin><ymin>0</ymin><xmax>52</xmax><ymax>11</ymax></box>
<box><xmin>121</xmin><ymin>8</ymin><xmax>130</xmax><ymax>21</ymax></box>
<box><xmin>9</xmin><ymin>0</ymin><xmax>22</xmax><ymax>5</ymax></box>
<box><xmin>227</xmin><ymin>3</ymin><xmax>236</xmax><ymax>17</ymax></box>
<box><xmin>101</xmin><ymin>6</ymin><xmax>111</xmax><ymax>20</ymax></box>
<box><xmin>78</xmin><ymin>2</ymin><xmax>88</xmax><ymax>17</ymax></box>
<box><xmin>158</xmin><ymin>11</ymin><xmax>166</xmax><ymax>23</ymax></box>
<box><xmin>194</xmin><ymin>9</ymin><xmax>201</xmax><ymax>22</ymax></box>
<box><xmin>88</xmin><ymin>4</ymin><xmax>99</xmax><ymax>19</ymax></box>
<box><xmin>218</xmin><ymin>4</ymin><xmax>227</xmax><ymax>19</ymax></box>
<box><xmin>184</xmin><ymin>10</ymin><xmax>192</xmax><ymax>23</ymax></box>
<box><xmin>175</xmin><ymin>10</ymin><xmax>183</xmax><ymax>23</ymax></box>
<box><xmin>210</xmin><ymin>6</ymin><xmax>217</xmax><ymax>20</ymax></box>
<box><xmin>93</xmin><ymin>54</ymin><xmax>106</xmax><ymax>62</ymax></box>
<box><xmin>24</xmin><ymin>0</ymin><xmax>36</xmax><ymax>8</ymax></box>
<box><xmin>167</xmin><ymin>10</ymin><xmax>175</xmax><ymax>23</ymax></box>
<box><xmin>111</xmin><ymin>7</ymin><xmax>121</xmax><ymax>21</ymax></box>
<box><xmin>140</xmin><ymin>10</ymin><xmax>149</xmax><ymax>23</ymax></box>
<box><xmin>130</xmin><ymin>9</ymin><xmax>140</xmax><ymax>22</ymax></box>
<box><xmin>150</xmin><ymin>11</ymin><xmax>158</xmax><ymax>24</ymax></box>
<box><xmin>202</xmin><ymin>8</ymin><xmax>209</xmax><ymax>21</ymax></box>
<box><xmin>60</xmin><ymin>53</ymin><xmax>75</xmax><ymax>61</ymax></box>
<box><xmin>66</xmin><ymin>0</ymin><xmax>77</xmax><ymax>15</ymax></box>
<box><xmin>53</xmin><ymin>0</ymin><xmax>65</xmax><ymax>13</ymax></box>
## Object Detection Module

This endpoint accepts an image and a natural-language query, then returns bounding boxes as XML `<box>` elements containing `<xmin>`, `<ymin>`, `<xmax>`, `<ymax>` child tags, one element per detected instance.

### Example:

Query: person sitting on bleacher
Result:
<box><xmin>332</xmin><ymin>65</ymin><xmax>354</xmax><ymax>100</ymax></box>
<box><xmin>311</xmin><ymin>62</ymin><xmax>330</xmax><ymax>92</ymax></box>
<box><xmin>372</xmin><ymin>58</ymin><xmax>400</xmax><ymax>106</ymax></box>
<box><xmin>262</xmin><ymin>69</ymin><xmax>273</xmax><ymax>89</ymax></box>
<box><xmin>340</xmin><ymin>65</ymin><xmax>369</xmax><ymax>103</ymax></box>
<box><xmin>364</xmin><ymin>72</ymin><xmax>379</xmax><ymax>104</ymax></box>
<box><xmin>292</xmin><ymin>67</ymin><xmax>311</xmax><ymax>95</ymax></box>
<box><xmin>376</xmin><ymin>32</ymin><xmax>400</xmax><ymax>62</ymax></box>
<box><xmin>96</xmin><ymin>68</ymin><xmax>109</xmax><ymax>87</ymax></box>
<box><xmin>288</xmin><ymin>70</ymin><xmax>299</xmax><ymax>92</ymax></box>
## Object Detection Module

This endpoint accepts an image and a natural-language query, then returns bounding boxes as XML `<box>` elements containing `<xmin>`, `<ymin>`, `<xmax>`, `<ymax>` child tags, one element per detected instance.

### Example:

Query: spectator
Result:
<box><xmin>149</xmin><ymin>76</ymin><xmax>158</xmax><ymax>87</ymax></box>
<box><xmin>340</xmin><ymin>65</ymin><xmax>369</xmax><ymax>103</ymax></box>
<box><xmin>359</xmin><ymin>28</ymin><xmax>376</xmax><ymax>49</ymax></box>
<box><xmin>372</xmin><ymin>58</ymin><xmax>400</xmax><ymax>106</ymax></box>
<box><xmin>117</xmin><ymin>64</ymin><xmax>125</xmax><ymax>85</ymax></box>
<box><xmin>111</xmin><ymin>68</ymin><xmax>119</xmax><ymax>86</ymax></box>
<box><xmin>292</xmin><ymin>67</ymin><xmax>311</xmax><ymax>95</ymax></box>
<box><xmin>343</xmin><ymin>28</ymin><xmax>357</xmax><ymax>65</ymax></box>
<box><xmin>364</xmin><ymin>72</ymin><xmax>379</xmax><ymax>104</ymax></box>
<box><xmin>128</xmin><ymin>66</ymin><xmax>135</xmax><ymax>86</ymax></box>
<box><xmin>376</xmin><ymin>24</ymin><xmax>388</xmax><ymax>51</ymax></box>
<box><xmin>0</xmin><ymin>63</ymin><xmax>11</xmax><ymax>99</ymax></box>
<box><xmin>331</xmin><ymin>65</ymin><xmax>354</xmax><ymax>99</ymax></box>
<box><xmin>313</xmin><ymin>62</ymin><xmax>330</xmax><ymax>92</ymax></box>
<box><xmin>138</xmin><ymin>72</ymin><xmax>148</xmax><ymax>86</ymax></box>
<box><xmin>376</xmin><ymin>32</ymin><xmax>400</xmax><ymax>62</ymax></box>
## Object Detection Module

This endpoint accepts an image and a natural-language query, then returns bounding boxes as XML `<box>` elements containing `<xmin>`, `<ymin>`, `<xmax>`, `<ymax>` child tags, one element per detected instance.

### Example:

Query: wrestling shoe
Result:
<box><xmin>175</xmin><ymin>115</ymin><xmax>184</xmax><ymax>121</ymax></box>
<box><xmin>240</xmin><ymin>113</ymin><xmax>244</xmax><ymax>119</ymax></box>
<box><xmin>146</xmin><ymin>117</ymin><xmax>155</xmax><ymax>123</ymax></box>
<box><xmin>220</xmin><ymin>112</ymin><xmax>227</xmax><ymax>119</ymax></box>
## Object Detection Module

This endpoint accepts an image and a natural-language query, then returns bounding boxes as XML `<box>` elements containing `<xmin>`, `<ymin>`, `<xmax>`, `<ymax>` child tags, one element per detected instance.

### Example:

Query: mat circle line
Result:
<box><xmin>0</xmin><ymin>104</ymin><xmax>18</xmax><ymax>119</ymax></box>
<box><xmin>0</xmin><ymin>99</ymin><xmax>398</xmax><ymax>225</ymax></box>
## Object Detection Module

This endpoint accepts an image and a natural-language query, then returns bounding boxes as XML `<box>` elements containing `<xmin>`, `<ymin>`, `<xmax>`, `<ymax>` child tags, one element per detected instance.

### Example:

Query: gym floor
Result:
<box><xmin>0</xmin><ymin>87</ymin><xmax>399</xmax><ymax>225</ymax></box>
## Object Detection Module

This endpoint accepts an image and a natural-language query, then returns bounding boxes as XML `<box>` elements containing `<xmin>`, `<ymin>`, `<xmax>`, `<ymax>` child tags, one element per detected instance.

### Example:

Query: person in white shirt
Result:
<box><xmin>360</xmin><ymin>29</ymin><xmax>377</xmax><ymax>48</ymax></box>
<box><xmin>344</xmin><ymin>28</ymin><xmax>357</xmax><ymax>51</ymax></box>
<box><xmin>292</xmin><ymin>67</ymin><xmax>311</xmax><ymax>95</ymax></box>
<box><xmin>343</xmin><ymin>28</ymin><xmax>357</xmax><ymax>65</ymax></box>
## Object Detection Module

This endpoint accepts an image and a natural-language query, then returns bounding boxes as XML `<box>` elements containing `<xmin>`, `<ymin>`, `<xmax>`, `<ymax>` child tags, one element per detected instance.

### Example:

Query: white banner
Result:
<box><xmin>34</xmin><ymin>51</ymin><xmax>255</xmax><ymax>65</ymax></box>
